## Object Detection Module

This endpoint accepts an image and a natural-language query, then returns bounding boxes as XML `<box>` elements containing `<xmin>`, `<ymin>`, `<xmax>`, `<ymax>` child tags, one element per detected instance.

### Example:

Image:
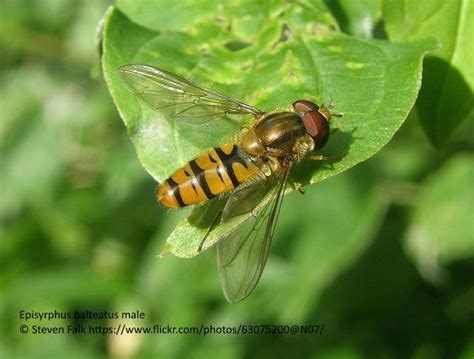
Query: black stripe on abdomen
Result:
<box><xmin>214</xmin><ymin>146</ymin><xmax>245</xmax><ymax>188</ymax></box>
<box><xmin>208</xmin><ymin>153</ymin><xmax>225</xmax><ymax>183</ymax></box>
<box><xmin>167</xmin><ymin>177</ymin><xmax>185</xmax><ymax>207</ymax></box>
<box><xmin>188</xmin><ymin>159</ymin><xmax>215</xmax><ymax>200</ymax></box>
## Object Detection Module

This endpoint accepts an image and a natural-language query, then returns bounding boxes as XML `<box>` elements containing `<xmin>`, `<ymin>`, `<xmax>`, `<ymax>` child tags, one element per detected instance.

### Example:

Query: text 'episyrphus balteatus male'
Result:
<box><xmin>119</xmin><ymin>64</ymin><xmax>342</xmax><ymax>303</ymax></box>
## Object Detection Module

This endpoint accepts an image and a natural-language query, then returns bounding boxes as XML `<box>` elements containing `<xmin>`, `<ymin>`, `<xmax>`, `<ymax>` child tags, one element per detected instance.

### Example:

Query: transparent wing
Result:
<box><xmin>118</xmin><ymin>64</ymin><xmax>262</xmax><ymax>124</ymax></box>
<box><xmin>222</xmin><ymin>176</ymin><xmax>269</xmax><ymax>221</ymax></box>
<box><xmin>217</xmin><ymin>167</ymin><xmax>291</xmax><ymax>303</ymax></box>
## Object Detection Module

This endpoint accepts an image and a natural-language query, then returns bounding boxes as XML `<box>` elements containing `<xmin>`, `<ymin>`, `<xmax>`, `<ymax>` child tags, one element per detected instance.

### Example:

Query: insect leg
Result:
<box><xmin>290</xmin><ymin>180</ymin><xmax>305</xmax><ymax>194</ymax></box>
<box><xmin>307</xmin><ymin>154</ymin><xmax>344</xmax><ymax>161</ymax></box>
<box><xmin>198</xmin><ymin>210</ymin><xmax>223</xmax><ymax>253</ymax></box>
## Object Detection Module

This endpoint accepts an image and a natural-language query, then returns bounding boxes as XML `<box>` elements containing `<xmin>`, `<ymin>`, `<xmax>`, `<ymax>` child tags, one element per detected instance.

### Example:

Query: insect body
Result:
<box><xmin>157</xmin><ymin>143</ymin><xmax>261</xmax><ymax>208</ymax></box>
<box><xmin>158</xmin><ymin>107</ymin><xmax>335</xmax><ymax>209</ymax></box>
<box><xmin>119</xmin><ymin>64</ymin><xmax>342</xmax><ymax>303</ymax></box>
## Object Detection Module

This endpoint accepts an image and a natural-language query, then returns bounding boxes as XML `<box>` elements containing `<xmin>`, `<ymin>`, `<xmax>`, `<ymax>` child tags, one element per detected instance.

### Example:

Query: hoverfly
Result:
<box><xmin>119</xmin><ymin>64</ymin><xmax>342</xmax><ymax>303</ymax></box>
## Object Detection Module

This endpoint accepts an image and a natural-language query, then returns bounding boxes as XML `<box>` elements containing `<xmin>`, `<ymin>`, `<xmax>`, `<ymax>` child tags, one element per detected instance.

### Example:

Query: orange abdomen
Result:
<box><xmin>157</xmin><ymin>144</ymin><xmax>259</xmax><ymax>208</ymax></box>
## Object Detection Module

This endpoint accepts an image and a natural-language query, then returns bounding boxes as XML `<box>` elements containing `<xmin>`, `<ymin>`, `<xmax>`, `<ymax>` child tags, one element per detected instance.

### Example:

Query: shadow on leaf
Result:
<box><xmin>417</xmin><ymin>56</ymin><xmax>473</xmax><ymax>147</ymax></box>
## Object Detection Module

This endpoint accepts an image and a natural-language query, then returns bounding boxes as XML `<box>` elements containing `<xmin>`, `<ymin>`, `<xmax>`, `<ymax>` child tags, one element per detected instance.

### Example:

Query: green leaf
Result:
<box><xmin>102</xmin><ymin>3</ymin><xmax>436</xmax><ymax>258</ymax></box>
<box><xmin>383</xmin><ymin>0</ymin><xmax>474</xmax><ymax>146</ymax></box>
<box><xmin>405</xmin><ymin>154</ymin><xmax>474</xmax><ymax>283</ymax></box>
<box><xmin>115</xmin><ymin>0</ymin><xmax>338</xmax><ymax>33</ymax></box>
<box><xmin>115</xmin><ymin>0</ymin><xmax>222</xmax><ymax>32</ymax></box>
<box><xmin>324</xmin><ymin>0</ymin><xmax>383</xmax><ymax>38</ymax></box>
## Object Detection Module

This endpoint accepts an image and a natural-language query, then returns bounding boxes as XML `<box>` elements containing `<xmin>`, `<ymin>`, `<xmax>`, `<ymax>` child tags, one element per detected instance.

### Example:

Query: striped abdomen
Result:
<box><xmin>157</xmin><ymin>144</ymin><xmax>259</xmax><ymax>208</ymax></box>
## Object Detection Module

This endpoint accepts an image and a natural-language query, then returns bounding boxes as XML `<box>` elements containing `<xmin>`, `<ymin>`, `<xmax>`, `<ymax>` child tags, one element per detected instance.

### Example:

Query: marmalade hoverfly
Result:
<box><xmin>119</xmin><ymin>64</ymin><xmax>342</xmax><ymax>303</ymax></box>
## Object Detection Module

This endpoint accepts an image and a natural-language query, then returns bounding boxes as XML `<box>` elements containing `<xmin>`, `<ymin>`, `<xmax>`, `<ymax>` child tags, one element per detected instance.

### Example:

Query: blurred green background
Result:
<box><xmin>1</xmin><ymin>1</ymin><xmax>473</xmax><ymax>358</ymax></box>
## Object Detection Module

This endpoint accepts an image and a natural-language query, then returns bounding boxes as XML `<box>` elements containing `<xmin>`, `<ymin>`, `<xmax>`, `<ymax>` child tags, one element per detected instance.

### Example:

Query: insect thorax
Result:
<box><xmin>254</xmin><ymin>112</ymin><xmax>307</xmax><ymax>155</ymax></box>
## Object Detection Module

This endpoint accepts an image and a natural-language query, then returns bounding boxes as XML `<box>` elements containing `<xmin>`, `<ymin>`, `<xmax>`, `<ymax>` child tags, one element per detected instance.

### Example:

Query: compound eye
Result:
<box><xmin>301</xmin><ymin>111</ymin><xmax>330</xmax><ymax>150</ymax></box>
<box><xmin>292</xmin><ymin>100</ymin><xmax>319</xmax><ymax>115</ymax></box>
